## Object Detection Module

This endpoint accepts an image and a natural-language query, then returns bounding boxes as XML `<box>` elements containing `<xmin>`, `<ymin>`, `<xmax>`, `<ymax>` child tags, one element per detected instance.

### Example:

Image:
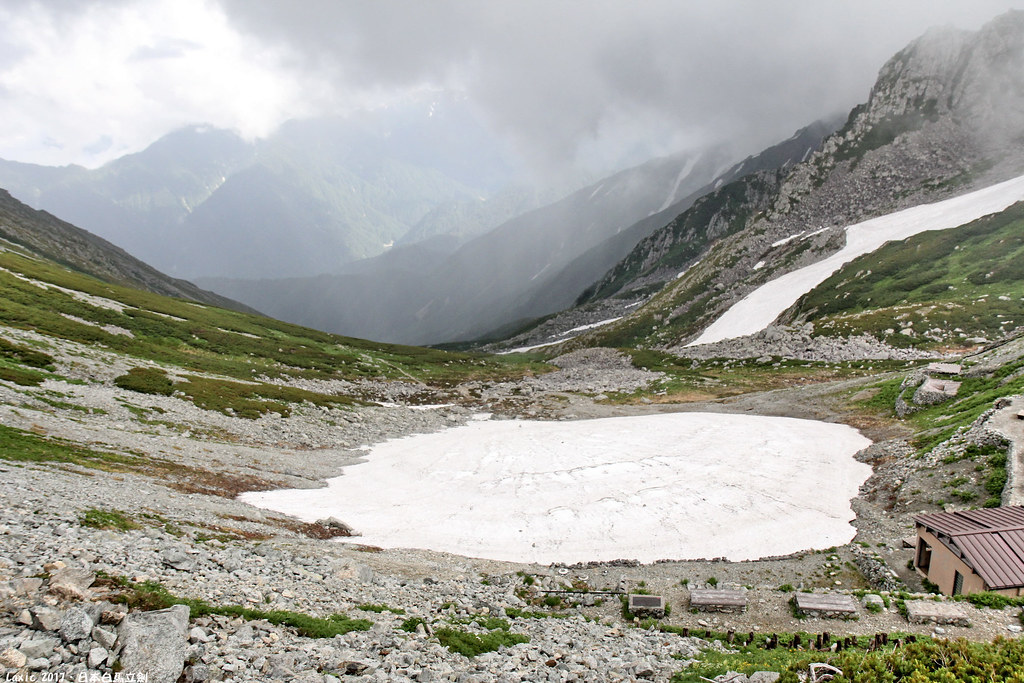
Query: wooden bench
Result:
<box><xmin>793</xmin><ymin>593</ymin><xmax>857</xmax><ymax>619</ymax></box>
<box><xmin>688</xmin><ymin>589</ymin><xmax>747</xmax><ymax>613</ymax></box>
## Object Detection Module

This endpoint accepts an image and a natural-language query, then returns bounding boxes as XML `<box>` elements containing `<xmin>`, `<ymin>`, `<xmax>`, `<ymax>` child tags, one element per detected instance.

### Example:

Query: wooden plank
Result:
<box><xmin>689</xmin><ymin>589</ymin><xmax>747</xmax><ymax>607</ymax></box>
<box><xmin>794</xmin><ymin>593</ymin><xmax>857</xmax><ymax>613</ymax></box>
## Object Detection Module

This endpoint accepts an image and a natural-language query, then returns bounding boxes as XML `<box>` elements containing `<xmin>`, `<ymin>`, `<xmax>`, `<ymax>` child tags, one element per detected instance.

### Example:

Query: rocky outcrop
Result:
<box><xmin>555</xmin><ymin>11</ymin><xmax>1024</xmax><ymax>353</ymax></box>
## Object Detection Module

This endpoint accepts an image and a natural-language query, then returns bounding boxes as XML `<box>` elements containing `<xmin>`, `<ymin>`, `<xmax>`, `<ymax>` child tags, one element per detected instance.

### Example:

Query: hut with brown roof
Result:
<box><xmin>913</xmin><ymin>506</ymin><xmax>1024</xmax><ymax>596</ymax></box>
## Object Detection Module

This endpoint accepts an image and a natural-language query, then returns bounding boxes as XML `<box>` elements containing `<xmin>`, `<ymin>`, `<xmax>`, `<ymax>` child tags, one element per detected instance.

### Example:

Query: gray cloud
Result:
<box><xmin>215</xmin><ymin>0</ymin><xmax>1024</xmax><ymax>175</ymax></box>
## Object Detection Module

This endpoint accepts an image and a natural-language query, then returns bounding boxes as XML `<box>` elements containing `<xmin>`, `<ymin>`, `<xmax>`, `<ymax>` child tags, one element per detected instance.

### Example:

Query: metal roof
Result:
<box><xmin>915</xmin><ymin>507</ymin><xmax>1024</xmax><ymax>589</ymax></box>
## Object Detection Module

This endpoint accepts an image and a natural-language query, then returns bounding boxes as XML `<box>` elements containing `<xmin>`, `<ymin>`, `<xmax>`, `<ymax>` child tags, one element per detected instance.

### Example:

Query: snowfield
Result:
<box><xmin>689</xmin><ymin>173</ymin><xmax>1024</xmax><ymax>346</ymax></box>
<box><xmin>241</xmin><ymin>413</ymin><xmax>872</xmax><ymax>564</ymax></box>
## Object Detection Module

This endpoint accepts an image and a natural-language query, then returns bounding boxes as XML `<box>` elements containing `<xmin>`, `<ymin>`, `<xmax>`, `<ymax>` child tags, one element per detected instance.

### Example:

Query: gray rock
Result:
<box><xmin>27</xmin><ymin>657</ymin><xmax>50</xmax><ymax>671</ymax></box>
<box><xmin>92</xmin><ymin>625</ymin><xmax>117</xmax><ymax>649</ymax></box>
<box><xmin>11</xmin><ymin>577</ymin><xmax>44</xmax><ymax>595</ymax></box>
<box><xmin>189</xmin><ymin>626</ymin><xmax>211</xmax><ymax>643</ymax></box>
<box><xmin>19</xmin><ymin>636</ymin><xmax>60</xmax><ymax>660</ymax></box>
<box><xmin>161</xmin><ymin>548</ymin><xmax>195</xmax><ymax>571</ymax></box>
<box><xmin>184</xmin><ymin>664</ymin><xmax>211</xmax><ymax>683</ymax></box>
<box><xmin>88</xmin><ymin>646</ymin><xmax>108</xmax><ymax>668</ymax></box>
<box><xmin>60</xmin><ymin>606</ymin><xmax>95</xmax><ymax>642</ymax></box>
<box><xmin>117</xmin><ymin>604</ymin><xmax>190</xmax><ymax>683</ymax></box>
<box><xmin>749</xmin><ymin>673</ymin><xmax>781</xmax><ymax>683</ymax></box>
<box><xmin>30</xmin><ymin>606</ymin><xmax>63</xmax><ymax>632</ymax></box>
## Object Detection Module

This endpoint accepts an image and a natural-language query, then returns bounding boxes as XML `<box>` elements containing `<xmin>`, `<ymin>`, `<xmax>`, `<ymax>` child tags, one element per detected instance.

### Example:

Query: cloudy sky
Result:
<box><xmin>1</xmin><ymin>1</ymin><xmax>1022</xmax><ymax>175</ymax></box>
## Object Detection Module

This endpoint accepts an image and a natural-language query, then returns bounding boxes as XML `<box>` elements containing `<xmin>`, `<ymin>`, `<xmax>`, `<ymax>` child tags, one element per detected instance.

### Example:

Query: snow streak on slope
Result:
<box><xmin>688</xmin><ymin>174</ymin><xmax>1024</xmax><ymax>346</ymax></box>
<box><xmin>657</xmin><ymin>153</ymin><xmax>702</xmax><ymax>213</ymax></box>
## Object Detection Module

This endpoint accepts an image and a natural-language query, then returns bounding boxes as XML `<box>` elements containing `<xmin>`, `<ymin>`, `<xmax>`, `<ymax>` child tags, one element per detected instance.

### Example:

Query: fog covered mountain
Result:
<box><xmin>0</xmin><ymin>95</ymin><xmax>530</xmax><ymax>280</ymax></box>
<box><xmin>495</xmin><ymin>9</ymin><xmax>1024</xmax><ymax>353</ymax></box>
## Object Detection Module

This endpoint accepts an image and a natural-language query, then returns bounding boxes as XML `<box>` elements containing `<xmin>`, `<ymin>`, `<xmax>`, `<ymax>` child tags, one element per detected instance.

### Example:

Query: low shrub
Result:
<box><xmin>114</xmin><ymin>367</ymin><xmax>174</xmax><ymax>396</ymax></box>
<box><xmin>434</xmin><ymin>627</ymin><xmax>528</xmax><ymax>657</ymax></box>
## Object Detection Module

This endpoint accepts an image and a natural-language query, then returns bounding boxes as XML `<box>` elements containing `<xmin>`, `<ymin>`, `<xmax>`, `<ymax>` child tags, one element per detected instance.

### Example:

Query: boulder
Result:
<box><xmin>48</xmin><ymin>565</ymin><xmax>95</xmax><ymax>601</ymax></box>
<box><xmin>60</xmin><ymin>606</ymin><xmax>95</xmax><ymax>642</ymax></box>
<box><xmin>29</xmin><ymin>605</ymin><xmax>63</xmax><ymax>631</ymax></box>
<box><xmin>116</xmin><ymin>605</ymin><xmax>190</xmax><ymax>683</ymax></box>
<box><xmin>160</xmin><ymin>548</ymin><xmax>195</xmax><ymax>571</ymax></box>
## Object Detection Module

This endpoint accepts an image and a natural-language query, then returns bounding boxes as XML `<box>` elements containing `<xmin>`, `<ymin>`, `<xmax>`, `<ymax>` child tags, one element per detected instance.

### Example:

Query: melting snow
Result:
<box><xmin>241</xmin><ymin>412</ymin><xmax>871</xmax><ymax>564</ymax></box>
<box><xmin>690</xmin><ymin>174</ymin><xmax>1024</xmax><ymax>346</ymax></box>
<box><xmin>564</xmin><ymin>317</ymin><xmax>622</xmax><ymax>334</ymax></box>
<box><xmin>657</xmin><ymin>153</ymin><xmax>702</xmax><ymax>213</ymax></box>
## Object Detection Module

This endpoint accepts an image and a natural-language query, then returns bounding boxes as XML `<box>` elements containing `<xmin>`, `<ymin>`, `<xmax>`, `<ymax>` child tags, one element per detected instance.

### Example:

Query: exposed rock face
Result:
<box><xmin>541</xmin><ymin>10</ymin><xmax>1024</xmax><ymax>353</ymax></box>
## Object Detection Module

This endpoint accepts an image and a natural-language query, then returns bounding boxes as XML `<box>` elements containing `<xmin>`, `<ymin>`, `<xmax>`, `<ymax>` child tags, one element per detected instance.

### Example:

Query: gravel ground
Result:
<box><xmin>2</xmin><ymin>331</ymin><xmax>1023</xmax><ymax>681</ymax></box>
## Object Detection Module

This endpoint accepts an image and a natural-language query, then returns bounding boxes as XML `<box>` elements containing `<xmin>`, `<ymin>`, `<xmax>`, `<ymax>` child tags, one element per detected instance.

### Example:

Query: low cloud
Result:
<box><xmin>1</xmin><ymin>0</ymin><xmax>1022</xmax><ymax>171</ymax></box>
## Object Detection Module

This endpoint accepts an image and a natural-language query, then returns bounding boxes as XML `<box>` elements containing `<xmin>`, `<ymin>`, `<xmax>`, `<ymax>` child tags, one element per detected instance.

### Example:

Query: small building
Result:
<box><xmin>914</xmin><ymin>507</ymin><xmax>1024</xmax><ymax>596</ymax></box>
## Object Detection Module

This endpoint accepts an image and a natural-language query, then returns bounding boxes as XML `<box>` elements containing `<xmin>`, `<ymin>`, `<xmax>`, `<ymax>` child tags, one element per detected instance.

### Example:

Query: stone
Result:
<box><xmin>100</xmin><ymin>605</ymin><xmax>128</xmax><ymax>624</ymax></box>
<box><xmin>316</xmin><ymin>516</ymin><xmax>355</xmax><ymax>535</ymax></box>
<box><xmin>48</xmin><ymin>565</ymin><xmax>95</xmax><ymax>601</ymax></box>
<box><xmin>19</xmin><ymin>636</ymin><xmax>60</xmax><ymax>660</ymax></box>
<box><xmin>91</xmin><ymin>625</ymin><xmax>117</xmax><ymax>649</ymax></box>
<box><xmin>0</xmin><ymin>648</ymin><xmax>28</xmax><ymax>669</ymax></box>
<box><xmin>905</xmin><ymin>600</ymin><xmax>970</xmax><ymax>627</ymax></box>
<box><xmin>30</xmin><ymin>605</ymin><xmax>63</xmax><ymax>631</ymax></box>
<box><xmin>27</xmin><ymin>657</ymin><xmax>50</xmax><ymax>671</ymax></box>
<box><xmin>749</xmin><ymin>673</ymin><xmax>781</xmax><ymax>683</ymax></box>
<box><xmin>117</xmin><ymin>604</ymin><xmax>190</xmax><ymax>683</ymax></box>
<box><xmin>60</xmin><ymin>606</ymin><xmax>95</xmax><ymax>642</ymax></box>
<box><xmin>11</xmin><ymin>577</ymin><xmax>44</xmax><ymax>595</ymax></box>
<box><xmin>861</xmin><ymin>594</ymin><xmax>885</xmax><ymax>610</ymax></box>
<box><xmin>161</xmin><ymin>548</ymin><xmax>196</xmax><ymax>571</ymax></box>
<box><xmin>184</xmin><ymin>664</ymin><xmax>211</xmax><ymax>683</ymax></box>
<box><xmin>189</xmin><ymin>626</ymin><xmax>212</xmax><ymax>643</ymax></box>
<box><xmin>88</xmin><ymin>646</ymin><xmax>108</xmax><ymax>668</ymax></box>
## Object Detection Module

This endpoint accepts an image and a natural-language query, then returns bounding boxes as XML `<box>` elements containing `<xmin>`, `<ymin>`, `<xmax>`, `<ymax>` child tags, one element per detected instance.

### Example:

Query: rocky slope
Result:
<box><xmin>500</xmin><ymin>10</ymin><xmax>1024</xmax><ymax>354</ymax></box>
<box><xmin>0</xmin><ymin>189</ymin><xmax>254</xmax><ymax>314</ymax></box>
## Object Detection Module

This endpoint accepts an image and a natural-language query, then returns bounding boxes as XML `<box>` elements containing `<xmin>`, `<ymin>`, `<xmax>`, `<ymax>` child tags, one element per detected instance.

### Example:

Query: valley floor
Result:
<box><xmin>2</xmin><ymin>337</ymin><xmax>1023</xmax><ymax>681</ymax></box>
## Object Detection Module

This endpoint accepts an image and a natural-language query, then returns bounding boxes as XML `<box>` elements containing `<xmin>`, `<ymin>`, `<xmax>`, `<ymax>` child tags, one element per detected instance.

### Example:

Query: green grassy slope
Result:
<box><xmin>0</xmin><ymin>244</ymin><xmax>549</xmax><ymax>417</ymax></box>
<box><xmin>785</xmin><ymin>201</ymin><xmax>1024</xmax><ymax>348</ymax></box>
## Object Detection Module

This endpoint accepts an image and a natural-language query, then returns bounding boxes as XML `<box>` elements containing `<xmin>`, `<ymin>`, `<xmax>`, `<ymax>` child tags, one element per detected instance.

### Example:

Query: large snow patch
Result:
<box><xmin>689</xmin><ymin>173</ymin><xmax>1024</xmax><ymax>346</ymax></box>
<box><xmin>241</xmin><ymin>413</ymin><xmax>872</xmax><ymax>564</ymax></box>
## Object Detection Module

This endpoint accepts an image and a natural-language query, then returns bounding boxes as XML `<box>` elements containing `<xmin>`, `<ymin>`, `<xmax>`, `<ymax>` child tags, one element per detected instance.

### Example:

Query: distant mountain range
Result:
<box><xmin>0</xmin><ymin>95</ymin><xmax>536</xmax><ymax>281</ymax></box>
<box><xmin>201</xmin><ymin>123</ymin><xmax>834</xmax><ymax>345</ymax></box>
<box><xmin>3</xmin><ymin>11</ymin><xmax>1024</xmax><ymax>354</ymax></box>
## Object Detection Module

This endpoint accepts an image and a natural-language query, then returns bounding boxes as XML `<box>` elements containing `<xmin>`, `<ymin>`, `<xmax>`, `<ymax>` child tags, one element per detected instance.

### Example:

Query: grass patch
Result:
<box><xmin>357</xmin><ymin>603</ymin><xmax>406</xmax><ymax>615</ymax></box>
<box><xmin>101</xmin><ymin>575</ymin><xmax>371</xmax><ymax>638</ymax></box>
<box><xmin>400</xmin><ymin>617</ymin><xmax>426</xmax><ymax>632</ymax></box>
<box><xmin>79</xmin><ymin>508</ymin><xmax>140</xmax><ymax>532</ymax></box>
<box><xmin>434</xmin><ymin>627</ymin><xmax>528</xmax><ymax>657</ymax></box>
<box><xmin>774</xmin><ymin>637</ymin><xmax>1024</xmax><ymax>682</ymax></box>
<box><xmin>0</xmin><ymin>248</ymin><xmax>552</xmax><ymax>409</ymax></box>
